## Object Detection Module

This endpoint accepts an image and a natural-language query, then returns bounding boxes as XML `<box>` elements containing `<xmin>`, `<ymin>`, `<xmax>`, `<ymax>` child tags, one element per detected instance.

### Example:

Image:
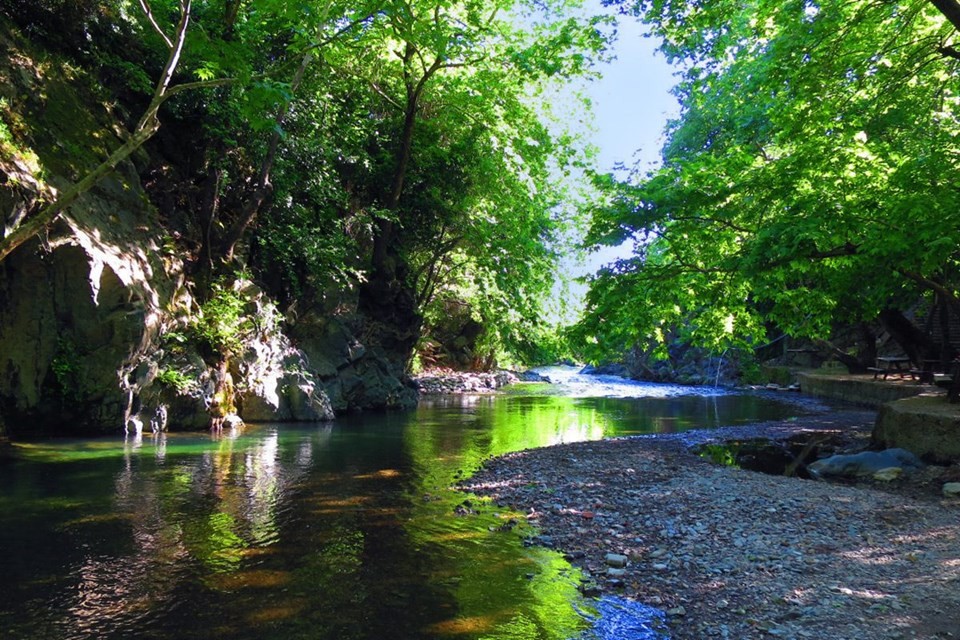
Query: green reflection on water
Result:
<box><xmin>0</xmin><ymin>390</ymin><xmax>802</xmax><ymax>639</ymax></box>
<box><xmin>196</xmin><ymin>511</ymin><xmax>247</xmax><ymax>572</ymax></box>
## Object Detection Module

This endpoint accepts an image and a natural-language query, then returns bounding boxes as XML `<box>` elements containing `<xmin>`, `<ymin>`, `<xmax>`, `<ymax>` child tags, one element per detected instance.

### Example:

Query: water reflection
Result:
<box><xmin>0</xmin><ymin>389</ymin><xmax>803</xmax><ymax>639</ymax></box>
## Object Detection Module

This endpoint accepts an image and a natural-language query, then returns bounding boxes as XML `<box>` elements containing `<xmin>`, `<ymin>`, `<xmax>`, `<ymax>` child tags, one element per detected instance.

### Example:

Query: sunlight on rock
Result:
<box><xmin>839</xmin><ymin>548</ymin><xmax>898</xmax><ymax>566</ymax></box>
<box><xmin>423</xmin><ymin>614</ymin><xmax>497</xmax><ymax>635</ymax></box>
<box><xmin>830</xmin><ymin>585</ymin><xmax>892</xmax><ymax>600</ymax></box>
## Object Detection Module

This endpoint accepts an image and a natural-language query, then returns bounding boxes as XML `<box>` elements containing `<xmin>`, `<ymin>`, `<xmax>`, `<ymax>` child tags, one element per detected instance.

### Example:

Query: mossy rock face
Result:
<box><xmin>0</xmin><ymin>243</ymin><xmax>146</xmax><ymax>435</ymax></box>
<box><xmin>873</xmin><ymin>396</ymin><xmax>960</xmax><ymax>463</ymax></box>
<box><xmin>0</xmin><ymin>21</ymin><xmax>120</xmax><ymax>180</ymax></box>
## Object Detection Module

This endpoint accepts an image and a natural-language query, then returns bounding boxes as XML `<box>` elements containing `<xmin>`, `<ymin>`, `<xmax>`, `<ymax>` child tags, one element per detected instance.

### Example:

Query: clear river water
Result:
<box><xmin>0</xmin><ymin>368</ymin><xmax>807</xmax><ymax>639</ymax></box>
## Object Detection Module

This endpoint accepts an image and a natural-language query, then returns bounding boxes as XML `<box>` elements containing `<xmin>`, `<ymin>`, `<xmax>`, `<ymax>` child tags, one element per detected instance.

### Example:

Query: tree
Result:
<box><xmin>0</xmin><ymin>0</ymin><xmax>220</xmax><ymax>263</ymax></box>
<box><xmin>3</xmin><ymin>0</ymin><xmax>611</xmax><ymax>371</ymax></box>
<box><xmin>297</xmin><ymin>0</ymin><xmax>612</xmax><ymax>364</ymax></box>
<box><xmin>577</xmin><ymin>0</ymin><xmax>960</xmax><ymax>366</ymax></box>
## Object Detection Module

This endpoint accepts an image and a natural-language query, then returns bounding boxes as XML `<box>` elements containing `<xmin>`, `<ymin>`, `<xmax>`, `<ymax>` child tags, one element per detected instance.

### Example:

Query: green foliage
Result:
<box><xmin>244</xmin><ymin>0</ymin><xmax>610</xmax><ymax>363</ymax></box>
<box><xmin>161</xmin><ymin>329</ymin><xmax>189</xmax><ymax>349</ymax></box>
<box><xmin>50</xmin><ymin>337</ymin><xmax>82</xmax><ymax>402</ymax></box>
<box><xmin>696</xmin><ymin>443</ymin><xmax>739</xmax><ymax>468</ymax></box>
<box><xmin>193</xmin><ymin>280</ymin><xmax>254</xmax><ymax>357</ymax></box>
<box><xmin>0</xmin><ymin>100</ymin><xmax>12</xmax><ymax>146</ymax></box>
<box><xmin>94</xmin><ymin>51</ymin><xmax>153</xmax><ymax>94</ymax></box>
<box><xmin>5</xmin><ymin>0</ymin><xmax>615</xmax><ymax>370</ymax></box>
<box><xmin>155</xmin><ymin>367</ymin><xmax>195</xmax><ymax>392</ymax></box>
<box><xmin>577</xmin><ymin>0</ymin><xmax>960</xmax><ymax>362</ymax></box>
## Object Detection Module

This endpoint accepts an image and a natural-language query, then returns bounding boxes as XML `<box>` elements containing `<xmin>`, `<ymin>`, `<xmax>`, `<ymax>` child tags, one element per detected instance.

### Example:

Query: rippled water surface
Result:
<box><xmin>0</xmin><ymin>372</ymin><xmax>805</xmax><ymax>639</ymax></box>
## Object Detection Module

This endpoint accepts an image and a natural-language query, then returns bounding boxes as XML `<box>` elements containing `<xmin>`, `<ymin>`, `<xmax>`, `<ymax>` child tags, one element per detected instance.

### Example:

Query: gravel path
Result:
<box><xmin>460</xmin><ymin>411</ymin><xmax>960</xmax><ymax>640</ymax></box>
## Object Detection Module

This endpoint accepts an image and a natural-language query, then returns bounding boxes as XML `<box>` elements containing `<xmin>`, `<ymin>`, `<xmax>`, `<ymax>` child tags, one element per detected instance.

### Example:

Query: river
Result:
<box><xmin>0</xmin><ymin>368</ymin><xmax>807</xmax><ymax>639</ymax></box>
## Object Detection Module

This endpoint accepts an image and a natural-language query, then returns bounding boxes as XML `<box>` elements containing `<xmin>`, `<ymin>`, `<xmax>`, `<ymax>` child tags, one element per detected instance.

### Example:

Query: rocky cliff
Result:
<box><xmin>0</xmin><ymin>20</ymin><xmax>416</xmax><ymax>437</ymax></box>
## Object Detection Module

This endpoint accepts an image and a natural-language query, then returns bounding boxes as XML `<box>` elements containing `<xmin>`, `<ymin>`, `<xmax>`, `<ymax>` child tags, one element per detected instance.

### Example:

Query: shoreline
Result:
<box><xmin>460</xmin><ymin>408</ymin><xmax>960</xmax><ymax>640</ymax></box>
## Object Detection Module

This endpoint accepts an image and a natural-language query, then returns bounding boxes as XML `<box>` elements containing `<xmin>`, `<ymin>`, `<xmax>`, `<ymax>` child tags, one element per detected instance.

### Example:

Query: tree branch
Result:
<box><xmin>220</xmin><ymin>50</ymin><xmax>315</xmax><ymax>261</ymax></box>
<box><xmin>165</xmin><ymin>76</ymin><xmax>236</xmax><ymax>98</ymax></box>
<box><xmin>938</xmin><ymin>44</ymin><xmax>960</xmax><ymax>60</ymax></box>
<box><xmin>138</xmin><ymin>0</ymin><xmax>173</xmax><ymax>48</ymax></box>
<box><xmin>897</xmin><ymin>268</ymin><xmax>960</xmax><ymax>315</ymax></box>
<box><xmin>0</xmin><ymin>0</ymin><xmax>192</xmax><ymax>263</ymax></box>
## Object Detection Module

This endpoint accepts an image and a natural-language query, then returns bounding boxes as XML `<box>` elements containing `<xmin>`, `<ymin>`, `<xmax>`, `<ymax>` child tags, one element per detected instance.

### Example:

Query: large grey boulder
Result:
<box><xmin>809</xmin><ymin>448</ymin><xmax>924</xmax><ymax>479</ymax></box>
<box><xmin>292</xmin><ymin>312</ymin><xmax>418</xmax><ymax>413</ymax></box>
<box><xmin>232</xmin><ymin>285</ymin><xmax>334</xmax><ymax>422</ymax></box>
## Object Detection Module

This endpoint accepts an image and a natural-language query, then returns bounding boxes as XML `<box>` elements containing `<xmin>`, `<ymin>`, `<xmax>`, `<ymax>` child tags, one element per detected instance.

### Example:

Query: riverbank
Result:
<box><xmin>412</xmin><ymin>370</ymin><xmax>520</xmax><ymax>394</ymax></box>
<box><xmin>460</xmin><ymin>411</ymin><xmax>960</xmax><ymax>640</ymax></box>
<box><xmin>412</xmin><ymin>368</ymin><xmax>548</xmax><ymax>394</ymax></box>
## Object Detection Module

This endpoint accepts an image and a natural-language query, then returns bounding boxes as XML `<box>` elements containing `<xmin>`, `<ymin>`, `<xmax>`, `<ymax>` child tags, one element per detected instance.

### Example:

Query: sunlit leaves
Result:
<box><xmin>578</xmin><ymin>0</ymin><xmax>960</xmax><ymax>362</ymax></box>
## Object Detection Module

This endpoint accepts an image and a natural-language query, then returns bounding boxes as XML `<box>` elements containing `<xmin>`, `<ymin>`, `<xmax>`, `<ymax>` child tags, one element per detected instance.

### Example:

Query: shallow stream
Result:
<box><xmin>0</xmin><ymin>369</ymin><xmax>806</xmax><ymax>639</ymax></box>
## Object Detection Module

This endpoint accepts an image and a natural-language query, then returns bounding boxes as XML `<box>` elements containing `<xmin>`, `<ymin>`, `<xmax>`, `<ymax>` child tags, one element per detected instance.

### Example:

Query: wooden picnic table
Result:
<box><xmin>871</xmin><ymin>356</ymin><xmax>912</xmax><ymax>380</ymax></box>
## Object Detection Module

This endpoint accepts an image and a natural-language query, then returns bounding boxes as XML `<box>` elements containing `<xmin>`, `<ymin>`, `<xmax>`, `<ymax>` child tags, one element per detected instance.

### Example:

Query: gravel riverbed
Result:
<box><xmin>460</xmin><ymin>410</ymin><xmax>960</xmax><ymax>640</ymax></box>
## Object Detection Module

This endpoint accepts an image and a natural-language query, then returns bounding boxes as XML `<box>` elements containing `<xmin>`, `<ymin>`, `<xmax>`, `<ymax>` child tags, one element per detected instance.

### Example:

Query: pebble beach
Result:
<box><xmin>460</xmin><ymin>411</ymin><xmax>960</xmax><ymax>640</ymax></box>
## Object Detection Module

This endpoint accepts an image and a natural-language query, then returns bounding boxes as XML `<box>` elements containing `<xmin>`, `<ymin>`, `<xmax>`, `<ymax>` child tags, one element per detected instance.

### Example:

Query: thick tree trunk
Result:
<box><xmin>930</xmin><ymin>0</ymin><xmax>960</xmax><ymax>32</ymax></box>
<box><xmin>358</xmin><ymin>49</ymin><xmax>440</xmax><ymax>366</ymax></box>
<box><xmin>812</xmin><ymin>335</ymin><xmax>872</xmax><ymax>373</ymax></box>
<box><xmin>937</xmin><ymin>293</ymin><xmax>956</xmax><ymax>363</ymax></box>
<box><xmin>878</xmin><ymin>307</ymin><xmax>938</xmax><ymax>365</ymax></box>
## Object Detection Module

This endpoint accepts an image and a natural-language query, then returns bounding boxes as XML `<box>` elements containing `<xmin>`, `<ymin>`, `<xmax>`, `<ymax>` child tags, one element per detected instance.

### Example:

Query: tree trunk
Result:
<box><xmin>930</xmin><ymin>0</ymin><xmax>960</xmax><ymax>32</ymax></box>
<box><xmin>938</xmin><ymin>293</ymin><xmax>956</xmax><ymax>364</ymax></box>
<box><xmin>812</xmin><ymin>337</ymin><xmax>870</xmax><ymax>373</ymax></box>
<box><xmin>218</xmin><ymin>51</ymin><xmax>313</xmax><ymax>263</ymax></box>
<box><xmin>878</xmin><ymin>307</ymin><xmax>937</xmax><ymax>365</ymax></box>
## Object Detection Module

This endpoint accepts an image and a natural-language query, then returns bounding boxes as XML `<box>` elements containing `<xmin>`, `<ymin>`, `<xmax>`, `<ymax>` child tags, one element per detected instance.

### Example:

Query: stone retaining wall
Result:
<box><xmin>873</xmin><ymin>395</ymin><xmax>960</xmax><ymax>463</ymax></box>
<box><xmin>797</xmin><ymin>372</ymin><xmax>928</xmax><ymax>408</ymax></box>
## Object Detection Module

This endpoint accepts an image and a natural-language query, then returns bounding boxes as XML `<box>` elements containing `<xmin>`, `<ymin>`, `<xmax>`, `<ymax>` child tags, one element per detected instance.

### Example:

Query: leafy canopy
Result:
<box><xmin>575</xmin><ymin>0</ymin><xmax>960</xmax><ymax>362</ymax></box>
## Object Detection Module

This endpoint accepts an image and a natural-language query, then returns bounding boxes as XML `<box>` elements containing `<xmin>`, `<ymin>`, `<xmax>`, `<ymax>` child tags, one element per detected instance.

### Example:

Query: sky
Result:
<box><xmin>588</xmin><ymin>16</ymin><xmax>678</xmax><ymax>176</ymax></box>
<box><xmin>552</xmin><ymin>10</ymin><xmax>679</xmax><ymax>323</ymax></box>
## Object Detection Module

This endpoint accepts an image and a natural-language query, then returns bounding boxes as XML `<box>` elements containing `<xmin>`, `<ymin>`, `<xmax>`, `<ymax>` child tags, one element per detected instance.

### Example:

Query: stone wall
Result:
<box><xmin>873</xmin><ymin>395</ymin><xmax>960</xmax><ymax>463</ymax></box>
<box><xmin>797</xmin><ymin>373</ymin><xmax>927</xmax><ymax>408</ymax></box>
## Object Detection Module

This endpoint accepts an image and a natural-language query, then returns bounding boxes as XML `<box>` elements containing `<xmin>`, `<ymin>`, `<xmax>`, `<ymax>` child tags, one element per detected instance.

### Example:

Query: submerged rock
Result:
<box><xmin>580</xmin><ymin>363</ymin><xmax>632</xmax><ymax>378</ymax></box>
<box><xmin>519</xmin><ymin>370</ymin><xmax>549</xmax><ymax>382</ymax></box>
